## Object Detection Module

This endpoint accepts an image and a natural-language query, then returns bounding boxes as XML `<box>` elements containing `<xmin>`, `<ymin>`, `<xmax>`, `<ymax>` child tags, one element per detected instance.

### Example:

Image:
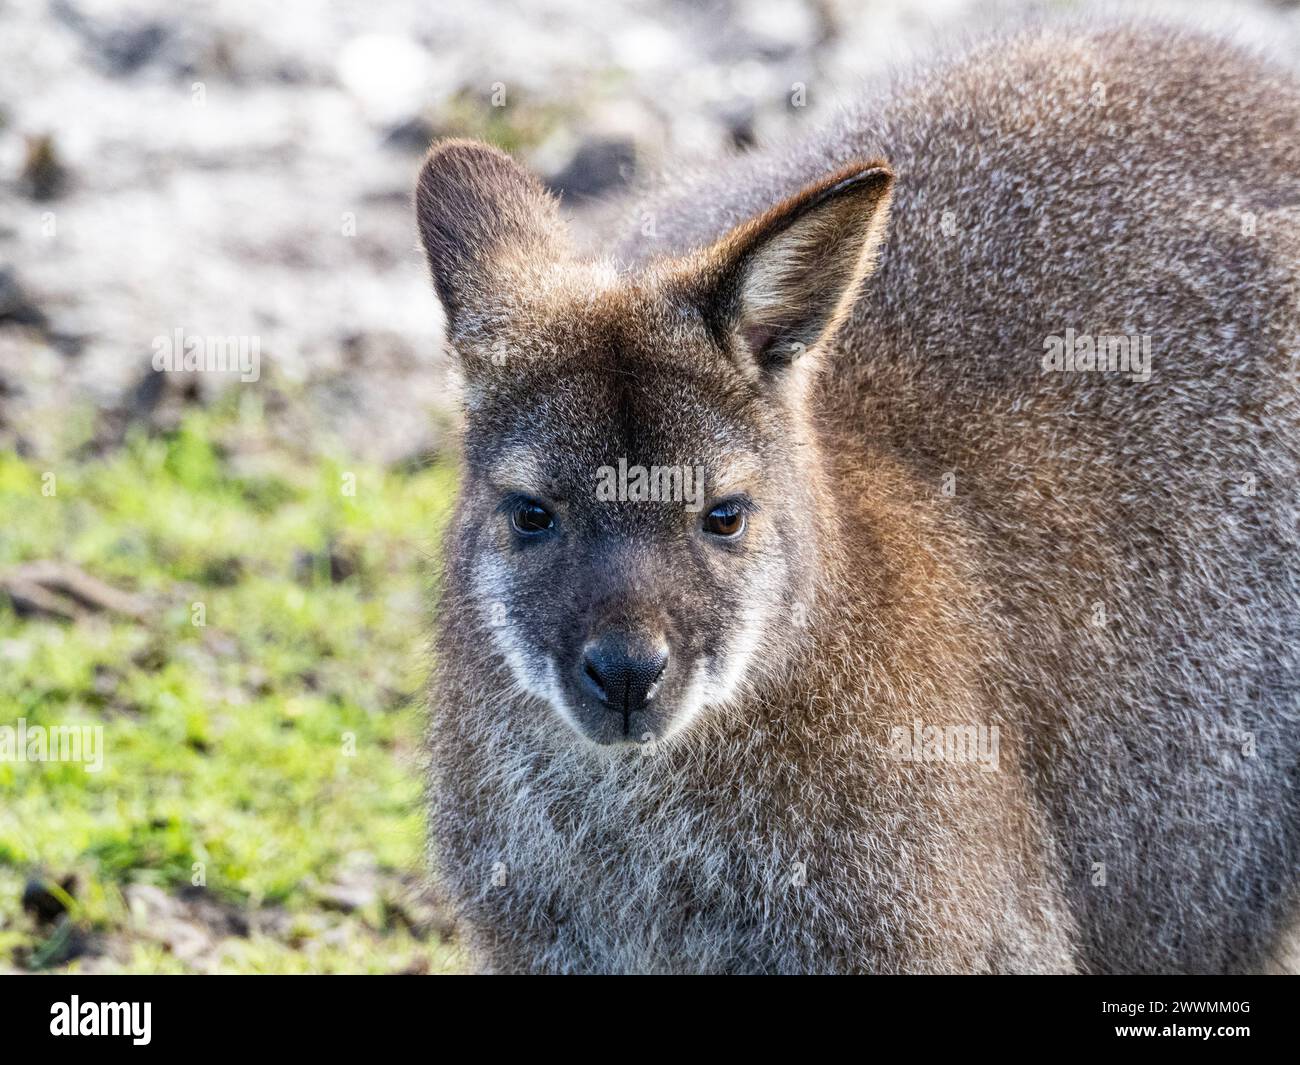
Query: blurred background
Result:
<box><xmin>1</xmin><ymin>0</ymin><xmax>1297</xmax><ymax>973</ymax></box>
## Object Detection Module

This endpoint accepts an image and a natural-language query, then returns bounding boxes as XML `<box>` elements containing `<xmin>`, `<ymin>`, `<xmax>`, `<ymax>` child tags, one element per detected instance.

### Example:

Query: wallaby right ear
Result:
<box><xmin>688</xmin><ymin>162</ymin><xmax>893</xmax><ymax>374</ymax></box>
<box><xmin>416</xmin><ymin>139</ymin><xmax>568</xmax><ymax>339</ymax></box>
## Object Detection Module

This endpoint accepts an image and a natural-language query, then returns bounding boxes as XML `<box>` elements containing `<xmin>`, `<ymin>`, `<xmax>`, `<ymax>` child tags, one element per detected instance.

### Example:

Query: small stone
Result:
<box><xmin>0</xmin><ymin>268</ymin><xmax>47</xmax><ymax>328</ymax></box>
<box><xmin>317</xmin><ymin>882</ymin><xmax>378</xmax><ymax>914</ymax></box>
<box><xmin>22</xmin><ymin>874</ymin><xmax>76</xmax><ymax>925</ymax></box>
<box><xmin>20</xmin><ymin>134</ymin><xmax>69</xmax><ymax>201</ymax></box>
<box><xmin>547</xmin><ymin>136</ymin><xmax>638</xmax><ymax>202</ymax></box>
<box><xmin>381</xmin><ymin>114</ymin><xmax>437</xmax><ymax>153</ymax></box>
<box><xmin>100</xmin><ymin>22</ymin><xmax>169</xmax><ymax>76</ymax></box>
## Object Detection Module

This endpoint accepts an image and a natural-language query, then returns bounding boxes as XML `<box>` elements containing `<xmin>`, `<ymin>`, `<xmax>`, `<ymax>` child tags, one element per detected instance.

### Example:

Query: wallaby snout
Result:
<box><xmin>569</xmin><ymin>590</ymin><xmax>675</xmax><ymax>745</ymax></box>
<box><xmin>578</xmin><ymin>629</ymin><xmax>670</xmax><ymax>743</ymax></box>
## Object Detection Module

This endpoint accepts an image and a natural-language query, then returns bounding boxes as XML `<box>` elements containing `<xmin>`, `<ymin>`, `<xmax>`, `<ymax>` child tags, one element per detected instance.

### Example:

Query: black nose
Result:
<box><xmin>580</xmin><ymin>636</ymin><xmax>668</xmax><ymax>716</ymax></box>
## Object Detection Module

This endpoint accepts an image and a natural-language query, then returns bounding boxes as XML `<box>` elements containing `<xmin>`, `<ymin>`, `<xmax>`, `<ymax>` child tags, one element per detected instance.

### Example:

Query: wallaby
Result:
<box><xmin>418</xmin><ymin>19</ymin><xmax>1300</xmax><ymax>974</ymax></box>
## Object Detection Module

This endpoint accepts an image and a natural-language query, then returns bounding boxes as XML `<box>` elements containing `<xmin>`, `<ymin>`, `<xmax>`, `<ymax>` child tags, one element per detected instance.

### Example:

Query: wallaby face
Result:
<box><xmin>418</xmin><ymin>141</ymin><xmax>892</xmax><ymax>746</ymax></box>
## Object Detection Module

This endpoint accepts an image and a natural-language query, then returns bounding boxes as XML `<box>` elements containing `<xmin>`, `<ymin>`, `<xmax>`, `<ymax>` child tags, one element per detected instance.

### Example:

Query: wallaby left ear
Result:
<box><xmin>416</xmin><ymin>138</ymin><xmax>569</xmax><ymax>345</ymax></box>
<box><xmin>695</xmin><ymin>162</ymin><xmax>893</xmax><ymax>370</ymax></box>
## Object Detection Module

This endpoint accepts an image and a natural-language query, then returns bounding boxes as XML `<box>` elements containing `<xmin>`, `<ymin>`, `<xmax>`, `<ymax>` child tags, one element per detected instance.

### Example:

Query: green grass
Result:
<box><xmin>0</xmin><ymin>402</ymin><xmax>463</xmax><ymax>972</ymax></box>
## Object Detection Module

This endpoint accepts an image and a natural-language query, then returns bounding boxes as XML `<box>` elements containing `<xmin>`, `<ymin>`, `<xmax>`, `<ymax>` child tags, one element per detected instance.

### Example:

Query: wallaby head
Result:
<box><xmin>417</xmin><ymin>139</ymin><xmax>892</xmax><ymax>747</ymax></box>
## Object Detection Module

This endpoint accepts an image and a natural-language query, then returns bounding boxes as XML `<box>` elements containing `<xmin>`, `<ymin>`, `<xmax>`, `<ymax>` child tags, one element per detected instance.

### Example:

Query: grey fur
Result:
<box><xmin>421</xmin><ymin>19</ymin><xmax>1300</xmax><ymax>974</ymax></box>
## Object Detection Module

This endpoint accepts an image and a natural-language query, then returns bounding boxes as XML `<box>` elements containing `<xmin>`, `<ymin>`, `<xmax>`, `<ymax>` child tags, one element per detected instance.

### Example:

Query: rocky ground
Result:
<box><xmin>3</xmin><ymin>0</ymin><xmax>1299</xmax><ymax>470</ymax></box>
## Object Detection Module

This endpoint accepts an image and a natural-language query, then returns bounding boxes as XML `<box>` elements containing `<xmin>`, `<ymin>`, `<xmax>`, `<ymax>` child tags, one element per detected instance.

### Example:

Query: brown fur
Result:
<box><xmin>419</xmin><ymin>20</ymin><xmax>1300</xmax><ymax>973</ymax></box>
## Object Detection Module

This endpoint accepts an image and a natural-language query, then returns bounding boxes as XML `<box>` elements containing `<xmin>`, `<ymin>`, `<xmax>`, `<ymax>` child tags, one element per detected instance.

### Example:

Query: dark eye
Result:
<box><xmin>510</xmin><ymin>500</ymin><xmax>555</xmax><ymax>536</ymax></box>
<box><xmin>703</xmin><ymin>501</ymin><xmax>746</xmax><ymax>538</ymax></box>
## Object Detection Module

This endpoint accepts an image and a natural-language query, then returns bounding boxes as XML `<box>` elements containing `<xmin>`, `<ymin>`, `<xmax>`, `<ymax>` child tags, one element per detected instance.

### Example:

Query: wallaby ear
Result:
<box><xmin>416</xmin><ymin>139</ymin><xmax>568</xmax><ymax>339</ymax></box>
<box><xmin>696</xmin><ymin>162</ymin><xmax>893</xmax><ymax>371</ymax></box>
